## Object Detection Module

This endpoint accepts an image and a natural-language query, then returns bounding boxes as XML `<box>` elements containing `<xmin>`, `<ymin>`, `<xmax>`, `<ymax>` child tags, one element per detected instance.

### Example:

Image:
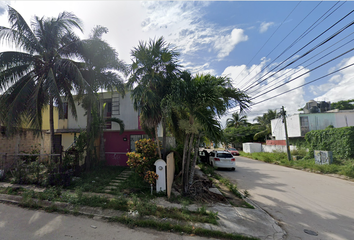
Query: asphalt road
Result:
<box><xmin>216</xmin><ymin>156</ymin><xmax>354</xmax><ymax>240</ymax></box>
<box><xmin>0</xmin><ymin>203</ymin><xmax>207</xmax><ymax>240</ymax></box>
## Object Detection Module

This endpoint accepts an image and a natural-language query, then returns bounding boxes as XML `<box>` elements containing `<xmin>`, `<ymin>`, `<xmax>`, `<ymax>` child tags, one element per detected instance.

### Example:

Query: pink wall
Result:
<box><xmin>266</xmin><ymin>140</ymin><xmax>286</xmax><ymax>146</ymax></box>
<box><xmin>104</xmin><ymin>130</ymin><xmax>146</xmax><ymax>166</ymax></box>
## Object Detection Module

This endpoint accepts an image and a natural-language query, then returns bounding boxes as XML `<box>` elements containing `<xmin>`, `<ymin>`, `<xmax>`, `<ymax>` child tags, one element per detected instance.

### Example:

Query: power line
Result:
<box><xmin>235</xmin><ymin>2</ymin><xmax>301</xmax><ymax>89</ymax></box>
<box><xmin>251</xmin><ymin>46</ymin><xmax>354</xmax><ymax>100</ymax></box>
<box><xmin>247</xmin><ymin>31</ymin><xmax>354</xmax><ymax>96</ymax></box>
<box><xmin>238</xmin><ymin>1</ymin><xmax>326</xmax><ymax>90</ymax></box>
<box><xmin>250</xmin><ymin>61</ymin><xmax>354</xmax><ymax>106</ymax></box>
<box><xmin>244</xmin><ymin>6</ymin><xmax>353</xmax><ymax>93</ymax></box>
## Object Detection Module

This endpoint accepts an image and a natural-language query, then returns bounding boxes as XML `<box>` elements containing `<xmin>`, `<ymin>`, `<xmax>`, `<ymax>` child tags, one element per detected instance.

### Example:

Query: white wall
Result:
<box><xmin>243</xmin><ymin>142</ymin><xmax>262</xmax><ymax>153</ymax></box>
<box><xmin>262</xmin><ymin>145</ymin><xmax>297</xmax><ymax>153</ymax></box>
<box><xmin>271</xmin><ymin>115</ymin><xmax>301</xmax><ymax>140</ymax></box>
<box><xmin>67</xmin><ymin>101</ymin><xmax>87</xmax><ymax>129</ymax></box>
<box><xmin>335</xmin><ymin>111</ymin><xmax>354</xmax><ymax>127</ymax></box>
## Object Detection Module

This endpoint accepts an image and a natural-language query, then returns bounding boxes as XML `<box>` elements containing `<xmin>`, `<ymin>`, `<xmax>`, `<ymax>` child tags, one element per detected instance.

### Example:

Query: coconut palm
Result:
<box><xmin>0</xmin><ymin>7</ymin><xmax>86</xmax><ymax>154</ymax></box>
<box><xmin>226</xmin><ymin>112</ymin><xmax>248</xmax><ymax>128</ymax></box>
<box><xmin>253</xmin><ymin>109</ymin><xmax>278</xmax><ymax>140</ymax></box>
<box><xmin>128</xmin><ymin>37</ymin><xmax>180</xmax><ymax>159</ymax></box>
<box><xmin>71</xmin><ymin>26</ymin><xmax>127</xmax><ymax>168</ymax></box>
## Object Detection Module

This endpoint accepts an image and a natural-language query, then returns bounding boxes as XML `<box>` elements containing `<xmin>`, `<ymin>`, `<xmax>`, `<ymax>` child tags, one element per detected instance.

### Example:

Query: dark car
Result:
<box><xmin>225</xmin><ymin>147</ymin><xmax>240</xmax><ymax>156</ymax></box>
<box><xmin>198</xmin><ymin>150</ymin><xmax>209</xmax><ymax>163</ymax></box>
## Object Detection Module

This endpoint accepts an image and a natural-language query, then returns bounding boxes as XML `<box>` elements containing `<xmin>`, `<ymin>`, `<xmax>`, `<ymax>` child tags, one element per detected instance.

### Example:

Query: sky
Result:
<box><xmin>0</xmin><ymin>1</ymin><xmax>353</xmax><ymax>127</ymax></box>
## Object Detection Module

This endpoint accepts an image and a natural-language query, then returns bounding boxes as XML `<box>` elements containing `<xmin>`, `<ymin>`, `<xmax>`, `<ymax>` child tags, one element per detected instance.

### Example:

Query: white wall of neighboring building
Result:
<box><xmin>271</xmin><ymin>111</ymin><xmax>354</xmax><ymax>140</ymax></box>
<box><xmin>335</xmin><ymin>111</ymin><xmax>354</xmax><ymax>127</ymax></box>
<box><xmin>243</xmin><ymin>142</ymin><xmax>262</xmax><ymax>153</ymax></box>
<box><xmin>272</xmin><ymin>115</ymin><xmax>301</xmax><ymax>140</ymax></box>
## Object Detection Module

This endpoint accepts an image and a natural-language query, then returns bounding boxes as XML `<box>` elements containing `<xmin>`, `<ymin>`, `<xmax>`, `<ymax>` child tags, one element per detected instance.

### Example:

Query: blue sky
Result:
<box><xmin>0</xmin><ymin>1</ymin><xmax>353</xmax><ymax>126</ymax></box>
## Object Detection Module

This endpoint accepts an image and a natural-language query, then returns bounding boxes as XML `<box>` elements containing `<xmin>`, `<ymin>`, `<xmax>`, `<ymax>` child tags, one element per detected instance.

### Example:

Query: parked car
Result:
<box><xmin>225</xmin><ymin>147</ymin><xmax>240</xmax><ymax>156</ymax></box>
<box><xmin>208</xmin><ymin>150</ymin><xmax>235</xmax><ymax>171</ymax></box>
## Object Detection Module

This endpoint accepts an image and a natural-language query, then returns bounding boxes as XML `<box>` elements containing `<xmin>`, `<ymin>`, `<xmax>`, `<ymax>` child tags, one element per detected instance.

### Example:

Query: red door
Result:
<box><xmin>104</xmin><ymin>131</ymin><xmax>147</xmax><ymax>166</ymax></box>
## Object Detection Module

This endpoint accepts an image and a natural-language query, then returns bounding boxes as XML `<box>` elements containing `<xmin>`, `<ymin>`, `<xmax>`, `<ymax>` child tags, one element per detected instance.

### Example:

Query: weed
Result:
<box><xmin>244</xmin><ymin>190</ymin><xmax>250</xmax><ymax>198</ymax></box>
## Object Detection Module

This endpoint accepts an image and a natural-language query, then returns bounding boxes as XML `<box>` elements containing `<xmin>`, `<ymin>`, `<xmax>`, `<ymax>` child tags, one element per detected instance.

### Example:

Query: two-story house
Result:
<box><xmin>56</xmin><ymin>91</ymin><xmax>148</xmax><ymax>166</ymax></box>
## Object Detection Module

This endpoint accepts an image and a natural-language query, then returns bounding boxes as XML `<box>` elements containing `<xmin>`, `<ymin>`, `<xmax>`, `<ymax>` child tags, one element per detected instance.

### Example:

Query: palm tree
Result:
<box><xmin>128</xmin><ymin>37</ymin><xmax>180</xmax><ymax>159</ymax></box>
<box><xmin>167</xmin><ymin>71</ymin><xmax>250</xmax><ymax>194</ymax></box>
<box><xmin>253</xmin><ymin>109</ymin><xmax>278</xmax><ymax>140</ymax></box>
<box><xmin>226</xmin><ymin>112</ymin><xmax>248</xmax><ymax>128</ymax></box>
<box><xmin>73</xmin><ymin>26</ymin><xmax>127</xmax><ymax>169</ymax></box>
<box><xmin>0</xmin><ymin>7</ymin><xmax>86</xmax><ymax>155</ymax></box>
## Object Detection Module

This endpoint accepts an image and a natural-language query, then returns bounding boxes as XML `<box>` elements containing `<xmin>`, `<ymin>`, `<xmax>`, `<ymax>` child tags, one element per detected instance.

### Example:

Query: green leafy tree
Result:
<box><xmin>128</xmin><ymin>37</ymin><xmax>180</xmax><ymax>159</ymax></box>
<box><xmin>0</xmin><ymin>7</ymin><xmax>85</xmax><ymax>154</ymax></box>
<box><xmin>253</xmin><ymin>109</ymin><xmax>278</xmax><ymax>141</ymax></box>
<box><xmin>331</xmin><ymin>99</ymin><xmax>354</xmax><ymax>110</ymax></box>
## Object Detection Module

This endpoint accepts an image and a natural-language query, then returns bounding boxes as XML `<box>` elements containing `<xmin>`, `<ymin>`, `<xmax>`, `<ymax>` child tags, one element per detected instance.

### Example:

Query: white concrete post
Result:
<box><xmin>154</xmin><ymin>159</ymin><xmax>166</xmax><ymax>193</ymax></box>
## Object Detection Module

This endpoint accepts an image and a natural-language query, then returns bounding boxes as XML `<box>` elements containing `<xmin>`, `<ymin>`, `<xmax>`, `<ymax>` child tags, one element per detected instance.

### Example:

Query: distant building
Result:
<box><xmin>271</xmin><ymin>100</ymin><xmax>354</xmax><ymax>140</ymax></box>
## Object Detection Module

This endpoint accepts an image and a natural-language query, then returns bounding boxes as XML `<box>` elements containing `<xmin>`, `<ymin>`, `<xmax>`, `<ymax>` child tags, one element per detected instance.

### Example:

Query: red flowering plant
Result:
<box><xmin>126</xmin><ymin>139</ymin><xmax>159</xmax><ymax>181</ymax></box>
<box><xmin>144</xmin><ymin>171</ymin><xmax>159</xmax><ymax>185</ymax></box>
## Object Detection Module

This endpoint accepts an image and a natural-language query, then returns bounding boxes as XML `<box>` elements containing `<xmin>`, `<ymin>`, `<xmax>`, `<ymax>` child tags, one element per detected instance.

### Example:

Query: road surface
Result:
<box><xmin>0</xmin><ymin>202</ymin><xmax>207</xmax><ymax>240</ymax></box>
<box><xmin>216</xmin><ymin>156</ymin><xmax>354</xmax><ymax>240</ymax></box>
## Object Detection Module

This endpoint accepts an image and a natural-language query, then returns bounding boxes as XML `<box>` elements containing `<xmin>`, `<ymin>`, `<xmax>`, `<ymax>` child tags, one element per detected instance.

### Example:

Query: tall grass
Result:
<box><xmin>240</xmin><ymin>151</ymin><xmax>354</xmax><ymax>178</ymax></box>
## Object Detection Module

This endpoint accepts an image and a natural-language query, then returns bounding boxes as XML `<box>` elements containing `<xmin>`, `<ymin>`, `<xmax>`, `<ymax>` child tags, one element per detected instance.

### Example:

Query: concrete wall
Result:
<box><xmin>335</xmin><ymin>112</ymin><xmax>354</xmax><ymax>127</ymax></box>
<box><xmin>243</xmin><ymin>142</ymin><xmax>262</xmax><ymax>153</ymax></box>
<box><xmin>262</xmin><ymin>145</ymin><xmax>297</xmax><ymax>153</ymax></box>
<box><xmin>303</xmin><ymin>113</ymin><xmax>336</xmax><ymax>131</ymax></box>
<box><xmin>0</xmin><ymin>131</ymin><xmax>51</xmax><ymax>169</ymax></box>
<box><xmin>272</xmin><ymin>111</ymin><xmax>354</xmax><ymax>140</ymax></box>
<box><xmin>271</xmin><ymin>115</ymin><xmax>301</xmax><ymax>140</ymax></box>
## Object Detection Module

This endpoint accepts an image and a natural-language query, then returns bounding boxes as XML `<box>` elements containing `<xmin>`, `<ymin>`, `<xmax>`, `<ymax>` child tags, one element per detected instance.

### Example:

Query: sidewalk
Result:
<box><xmin>0</xmin><ymin>174</ymin><xmax>285</xmax><ymax>240</ymax></box>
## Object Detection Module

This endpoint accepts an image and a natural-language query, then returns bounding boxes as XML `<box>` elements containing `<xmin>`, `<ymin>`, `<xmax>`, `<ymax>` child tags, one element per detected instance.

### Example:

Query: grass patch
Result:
<box><xmin>240</xmin><ymin>151</ymin><xmax>354</xmax><ymax>178</ymax></box>
<box><xmin>108</xmin><ymin>216</ymin><xmax>258</xmax><ymax>240</ymax></box>
<box><xmin>67</xmin><ymin>166</ymin><xmax>127</xmax><ymax>192</ymax></box>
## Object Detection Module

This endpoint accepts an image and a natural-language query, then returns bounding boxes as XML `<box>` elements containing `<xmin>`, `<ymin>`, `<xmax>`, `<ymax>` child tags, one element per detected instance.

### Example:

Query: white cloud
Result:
<box><xmin>314</xmin><ymin>55</ymin><xmax>354</xmax><ymax>102</ymax></box>
<box><xmin>214</xmin><ymin>28</ymin><xmax>248</xmax><ymax>59</ymax></box>
<box><xmin>259</xmin><ymin>21</ymin><xmax>274</xmax><ymax>33</ymax></box>
<box><xmin>221</xmin><ymin>59</ymin><xmax>309</xmax><ymax>125</ymax></box>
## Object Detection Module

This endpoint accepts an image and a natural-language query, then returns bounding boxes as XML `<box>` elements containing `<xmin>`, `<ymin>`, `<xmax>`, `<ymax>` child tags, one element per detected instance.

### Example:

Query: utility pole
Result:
<box><xmin>281</xmin><ymin>106</ymin><xmax>292</xmax><ymax>161</ymax></box>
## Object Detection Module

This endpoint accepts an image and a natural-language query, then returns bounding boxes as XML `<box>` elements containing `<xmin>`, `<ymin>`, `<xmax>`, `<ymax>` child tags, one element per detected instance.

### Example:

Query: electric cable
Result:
<box><xmin>250</xmin><ymin>61</ymin><xmax>354</xmax><ymax>106</ymax></box>
<box><xmin>240</xmin><ymin>0</ymin><xmax>344</xmax><ymax>91</ymax></box>
<box><xmin>243</xmin><ymin>7</ymin><xmax>353</xmax><ymax>93</ymax></box>
<box><xmin>247</xmin><ymin>32</ymin><xmax>354</xmax><ymax>96</ymax></box>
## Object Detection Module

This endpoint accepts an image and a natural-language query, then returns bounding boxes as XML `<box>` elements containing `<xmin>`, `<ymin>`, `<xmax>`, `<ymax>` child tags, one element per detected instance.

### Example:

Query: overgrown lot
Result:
<box><xmin>240</xmin><ymin>150</ymin><xmax>354</xmax><ymax>178</ymax></box>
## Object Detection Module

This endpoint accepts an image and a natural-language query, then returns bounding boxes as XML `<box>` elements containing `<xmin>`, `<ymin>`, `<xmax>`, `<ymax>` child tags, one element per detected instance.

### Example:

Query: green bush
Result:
<box><xmin>305</xmin><ymin>126</ymin><xmax>354</xmax><ymax>159</ymax></box>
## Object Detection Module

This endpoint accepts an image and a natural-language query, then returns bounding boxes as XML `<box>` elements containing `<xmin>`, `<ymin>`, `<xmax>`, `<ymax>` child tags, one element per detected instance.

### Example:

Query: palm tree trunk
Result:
<box><xmin>162</xmin><ymin>117</ymin><xmax>167</xmax><ymax>159</ymax></box>
<box><xmin>189</xmin><ymin>133</ymin><xmax>202</xmax><ymax>184</ymax></box>
<box><xmin>183</xmin><ymin>133</ymin><xmax>194</xmax><ymax>194</ymax></box>
<box><xmin>85</xmin><ymin>103</ymin><xmax>92</xmax><ymax>170</ymax></box>
<box><xmin>49</xmin><ymin>98</ymin><xmax>55</xmax><ymax>158</ymax></box>
<box><xmin>181</xmin><ymin>133</ymin><xmax>189</xmax><ymax>193</ymax></box>
<box><xmin>155</xmin><ymin>126</ymin><xmax>162</xmax><ymax>159</ymax></box>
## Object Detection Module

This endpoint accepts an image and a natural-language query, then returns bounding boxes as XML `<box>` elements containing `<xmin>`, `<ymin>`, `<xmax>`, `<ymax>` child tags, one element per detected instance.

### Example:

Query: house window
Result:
<box><xmin>130</xmin><ymin>134</ymin><xmax>149</xmax><ymax>152</ymax></box>
<box><xmin>300</xmin><ymin>116</ymin><xmax>309</xmax><ymax>136</ymax></box>
<box><xmin>103</xmin><ymin>100</ymin><xmax>112</xmax><ymax>129</ymax></box>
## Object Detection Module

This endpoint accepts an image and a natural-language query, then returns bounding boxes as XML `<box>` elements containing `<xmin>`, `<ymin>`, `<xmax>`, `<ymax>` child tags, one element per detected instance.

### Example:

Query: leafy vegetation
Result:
<box><xmin>331</xmin><ymin>99</ymin><xmax>354</xmax><ymax>110</ymax></box>
<box><xmin>305</xmin><ymin>126</ymin><xmax>354</xmax><ymax>159</ymax></box>
<box><xmin>240</xmin><ymin>151</ymin><xmax>354</xmax><ymax>178</ymax></box>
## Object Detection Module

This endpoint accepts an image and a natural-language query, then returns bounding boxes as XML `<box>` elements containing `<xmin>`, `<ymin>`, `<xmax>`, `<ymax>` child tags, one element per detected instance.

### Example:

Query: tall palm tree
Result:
<box><xmin>72</xmin><ymin>26</ymin><xmax>127</xmax><ymax>168</ymax></box>
<box><xmin>128</xmin><ymin>37</ymin><xmax>180</xmax><ymax>159</ymax></box>
<box><xmin>253</xmin><ymin>109</ymin><xmax>278</xmax><ymax>140</ymax></box>
<box><xmin>167</xmin><ymin>71</ymin><xmax>250</xmax><ymax>194</ymax></box>
<box><xmin>0</xmin><ymin>7</ymin><xmax>86</xmax><ymax>154</ymax></box>
<box><xmin>226</xmin><ymin>112</ymin><xmax>248</xmax><ymax>128</ymax></box>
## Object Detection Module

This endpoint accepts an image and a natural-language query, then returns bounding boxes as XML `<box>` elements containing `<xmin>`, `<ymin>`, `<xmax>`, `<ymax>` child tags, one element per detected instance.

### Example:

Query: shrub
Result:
<box><xmin>127</xmin><ymin>139</ymin><xmax>159</xmax><ymax>184</ymax></box>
